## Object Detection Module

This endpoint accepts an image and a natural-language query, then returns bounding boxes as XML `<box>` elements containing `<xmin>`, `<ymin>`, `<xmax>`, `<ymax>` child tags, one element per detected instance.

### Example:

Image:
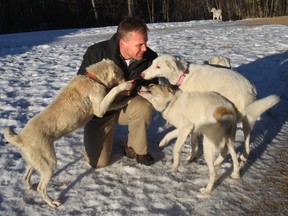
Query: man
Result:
<box><xmin>77</xmin><ymin>16</ymin><xmax>158</xmax><ymax>168</ymax></box>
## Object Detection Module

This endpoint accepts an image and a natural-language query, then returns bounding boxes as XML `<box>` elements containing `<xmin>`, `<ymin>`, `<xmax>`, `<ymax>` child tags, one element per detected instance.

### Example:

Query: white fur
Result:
<box><xmin>138</xmin><ymin>85</ymin><xmax>240</xmax><ymax>194</ymax></box>
<box><xmin>4</xmin><ymin>59</ymin><xmax>133</xmax><ymax>207</ymax></box>
<box><xmin>141</xmin><ymin>54</ymin><xmax>280</xmax><ymax>163</ymax></box>
<box><xmin>211</xmin><ymin>8</ymin><xmax>222</xmax><ymax>20</ymax></box>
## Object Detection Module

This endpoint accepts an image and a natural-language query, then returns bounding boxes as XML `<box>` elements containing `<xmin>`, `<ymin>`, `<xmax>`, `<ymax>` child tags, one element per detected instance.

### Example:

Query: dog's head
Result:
<box><xmin>141</xmin><ymin>54</ymin><xmax>188</xmax><ymax>81</ymax></box>
<box><xmin>86</xmin><ymin>59</ymin><xmax>125</xmax><ymax>87</ymax></box>
<box><xmin>211</xmin><ymin>8</ymin><xmax>216</xmax><ymax>12</ymax></box>
<box><xmin>208</xmin><ymin>56</ymin><xmax>231</xmax><ymax>69</ymax></box>
<box><xmin>138</xmin><ymin>84</ymin><xmax>176</xmax><ymax>112</ymax></box>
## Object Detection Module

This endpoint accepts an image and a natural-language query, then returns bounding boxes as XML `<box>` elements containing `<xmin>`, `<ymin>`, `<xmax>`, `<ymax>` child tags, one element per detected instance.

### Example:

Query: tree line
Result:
<box><xmin>1</xmin><ymin>0</ymin><xmax>287</xmax><ymax>34</ymax></box>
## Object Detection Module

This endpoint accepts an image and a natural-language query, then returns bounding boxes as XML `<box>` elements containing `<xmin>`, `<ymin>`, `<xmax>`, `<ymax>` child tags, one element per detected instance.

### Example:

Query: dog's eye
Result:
<box><xmin>156</xmin><ymin>66</ymin><xmax>160</xmax><ymax>69</ymax></box>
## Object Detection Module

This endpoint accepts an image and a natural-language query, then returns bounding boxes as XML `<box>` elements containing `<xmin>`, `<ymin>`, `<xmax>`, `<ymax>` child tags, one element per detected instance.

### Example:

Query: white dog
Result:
<box><xmin>141</xmin><ymin>54</ymin><xmax>280</xmax><ymax>163</ymax></box>
<box><xmin>138</xmin><ymin>84</ymin><xmax>240</xmax><ymax>194</ymax></box>
<box><xmin>211</xmin><ymin>7</ymin><xmax>222</xmax><ymax>20</ymax></box>
<box><xmin>208</xmin><ymin>56</ymin><xmax>231</xmax><ymax>69</ymax></box>
<box><xmin>4</xmin><ymin>59</ymin><xmax>133</xmax><ymax>207</ymax></box>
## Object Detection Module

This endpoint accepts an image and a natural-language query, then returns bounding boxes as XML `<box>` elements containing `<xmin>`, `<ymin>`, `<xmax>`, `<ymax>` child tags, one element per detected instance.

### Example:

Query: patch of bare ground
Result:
<box><xmin>247</xmin><ymin>143</ymin><xmax>288</xmax><ymax>215</ymax></box>
<box><xmin>242</xmin><ymin>16</ymin><xmax>288</xmax><ymax>26</ymax></box>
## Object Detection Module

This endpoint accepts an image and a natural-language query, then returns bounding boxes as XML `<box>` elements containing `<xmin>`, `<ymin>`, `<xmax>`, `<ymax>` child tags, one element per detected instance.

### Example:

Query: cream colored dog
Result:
<box><xmin>4</xmin><ymin>59</ymin><xmax>133</xmax><ymax>208</ymax></box>
<box><xmin>138</xmin><ymin>84</ymin><xmax>240</xmax><ymax>194</ymax></box>
<box><xmin>141</xmin><ymin>54</ymin><xmax>280</xmax><ymax>163</ymax></box>
<box><xmin>211</xmin><ymin>7</ymin><xmax>222</xmax><ymax>20</ymax></box>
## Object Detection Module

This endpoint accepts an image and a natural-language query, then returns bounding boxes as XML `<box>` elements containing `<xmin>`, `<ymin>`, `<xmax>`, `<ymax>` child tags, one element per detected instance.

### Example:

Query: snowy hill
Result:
<box><xmin>0</xmin><ymin>19</ymin><xmax>287</xmax><ymax>215</ymax></box>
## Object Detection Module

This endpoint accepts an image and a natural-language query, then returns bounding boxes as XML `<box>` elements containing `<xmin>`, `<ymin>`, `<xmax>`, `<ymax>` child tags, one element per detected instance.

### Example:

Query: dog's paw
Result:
<box><xmin>119</xmin><ymin>81</ymin><xmax>133</xmax><ymax>91</ymax></box>
<box><xmin>240</xmin><ymin>154</ymin><xmax>248</xmax><ymax>162</ymax></box>
<box><xmin>159</xmin><ymin>141</ymin><xmax>166</xmax><ymax>147</ymax></box>
<box><xmin>231</xmin><ymin>172</ymin><xmax>241</xmax><ymax>180</ymax></box>
<box><xmin>48</xmin><ymin>200</ymin><xmax>61</xmax><ymax>208</ymax></box>
<box><xmin>199</xmin><ymin>187</ymin><xmax>211</xmax><ymax>195</ymax></box>
<box><xmin>186</xmin><ymin>153</ymin><xmax>196</xmax><ymax>162</ymax></box>
<box><xmin>172</xmin><ymin>167</ymin><xmax>178</xmax><ymax>172</ymax></box>
<box><xmin>172</xmin><ymin>164</ymin><xmax>179</xmax><ymax>172</ymax></box>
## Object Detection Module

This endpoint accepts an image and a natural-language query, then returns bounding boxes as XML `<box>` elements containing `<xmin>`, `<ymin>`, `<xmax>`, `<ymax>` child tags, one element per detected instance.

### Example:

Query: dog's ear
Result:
<box><xmin>175</xmin><ymin>56</ymin><xmax>188</xmax><ymax>71</ymax></box>
<box><xmin>163</xmin><ymin>84</ymin><xmax>177</xmax><ymax>93</ymax></box>
<box><xmin>165</xmin><ymin>60</ymin><xmax>174</xmax><ymax>70</ymax></box>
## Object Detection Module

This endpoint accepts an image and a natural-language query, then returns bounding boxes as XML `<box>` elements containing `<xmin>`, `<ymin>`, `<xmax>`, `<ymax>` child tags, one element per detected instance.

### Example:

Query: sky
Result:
<box><xmin>0</xmin><ymin>19</ymin><xmax>287</xmax><ymax>215</ymax></box>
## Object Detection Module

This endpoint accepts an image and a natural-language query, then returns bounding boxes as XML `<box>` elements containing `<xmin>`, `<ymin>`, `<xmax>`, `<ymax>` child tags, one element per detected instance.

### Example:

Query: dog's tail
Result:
<box><xmin>4</xmin><ymin>128</ymin><xmax>23</xmax><ymax>148</ymax></box>
<box><xmin>245</xmin><ymin>94</ymin><xmax>280</xmax><ymax>121</ymax></box>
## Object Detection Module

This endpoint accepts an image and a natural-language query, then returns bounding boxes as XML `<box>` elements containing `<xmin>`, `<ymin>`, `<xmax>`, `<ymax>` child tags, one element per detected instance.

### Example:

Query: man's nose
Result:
<box><xmin>141</xmin><ymin>44</ymin><xmax>147</xmax><ymax>51</ymax></box>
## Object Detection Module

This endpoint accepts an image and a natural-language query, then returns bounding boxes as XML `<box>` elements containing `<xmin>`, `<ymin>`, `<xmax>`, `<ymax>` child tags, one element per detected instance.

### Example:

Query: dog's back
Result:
<box><xmin>181</xmin><ymin>65</ymin><xmax>256</xmax><ymax>120</ymax></box>
<box><xmin>162</xmin><ymin>90</ymin><xmax>237</xmax><ymax>135</ymax></box>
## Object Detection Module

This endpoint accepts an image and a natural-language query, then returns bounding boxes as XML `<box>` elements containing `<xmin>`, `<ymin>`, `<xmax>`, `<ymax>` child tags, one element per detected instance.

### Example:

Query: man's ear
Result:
<box><xmin>119</xmin><ymin>38</ymin><xmax>126</xmax><ymax>47</ymax></box>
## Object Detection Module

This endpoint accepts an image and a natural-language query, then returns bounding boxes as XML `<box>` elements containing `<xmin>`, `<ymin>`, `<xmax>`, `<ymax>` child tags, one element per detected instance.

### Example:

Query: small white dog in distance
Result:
<box><xmin>208</xmin><ymin>56</ymin><xmax>231</xmax><ymax>69</ymax></box>
<box><xmin>141</xmin><ymin>54</ymin><xmax>280</xmax><ymax>163</ymax></box>
<box><xmin>138</xmin><ymin>84</ymin><xmax>240</xmax><ymax>194</ymax></box>
<box><xmin>211</xmin><ymin>7</ymin><xmax>222</xmax><ymax>20</ymax></box>
<box><xmin>4</xmin><ymin>59</ymin><xmax>133</xmax><ymax>208</ymax></box>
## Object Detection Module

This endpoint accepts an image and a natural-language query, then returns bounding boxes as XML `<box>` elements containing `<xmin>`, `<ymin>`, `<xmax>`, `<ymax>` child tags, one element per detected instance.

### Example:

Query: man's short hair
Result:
<box><xmin>117</xmin><ymin>16</ymin><xmax>149</xmax><ymax>40</ymax></box>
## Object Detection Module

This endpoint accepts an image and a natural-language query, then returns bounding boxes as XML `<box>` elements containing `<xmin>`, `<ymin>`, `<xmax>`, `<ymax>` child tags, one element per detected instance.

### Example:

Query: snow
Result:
<box><xmin>0</xmin><ymin>19</ymin><xmax>288</xmax><ymax>215</ymax></box>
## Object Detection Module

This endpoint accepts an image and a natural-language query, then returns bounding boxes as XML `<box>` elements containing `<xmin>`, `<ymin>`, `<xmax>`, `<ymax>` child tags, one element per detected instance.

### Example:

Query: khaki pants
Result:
<box><xmin>83</xmin><ymin>95</ymin><xmax>153</xmax><ymax>167</ymax></box>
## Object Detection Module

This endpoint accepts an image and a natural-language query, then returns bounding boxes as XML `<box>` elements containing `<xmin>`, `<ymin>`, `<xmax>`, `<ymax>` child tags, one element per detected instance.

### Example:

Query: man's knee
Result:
<box><xmin>128</xmin><ymin>96</ymin><xmax>153</xmax><ymax>121</ymax></box>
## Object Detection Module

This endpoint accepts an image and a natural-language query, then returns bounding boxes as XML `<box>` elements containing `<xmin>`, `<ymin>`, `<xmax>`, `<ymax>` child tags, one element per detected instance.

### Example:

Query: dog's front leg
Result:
<box><xmin>159</xmin><ymin>129</ymin><xmax>179</xmax><ymax>147</ymax></box>
<box><xmin>93</xmin><ymin>81</ymin><xmax>133</xmax><ymax>117</ymax></box>
<box><xmin>107</xmin><ymin>98</ymin><xmax>131</xmax><ymax>111</ymax></box>
<box><xmin>172</xmin><ymin>126</ymin><xmax>194</xmax><ymax>172</ymax></box>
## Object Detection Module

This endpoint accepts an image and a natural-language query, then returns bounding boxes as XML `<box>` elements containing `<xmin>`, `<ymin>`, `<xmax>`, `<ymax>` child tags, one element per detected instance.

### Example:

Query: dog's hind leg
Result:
<box><xmin>227</xmin><ymin>143</ymin><xmax>240</xmax><ymax>179</ymax></box>
<box><xmin>23</xmin><ymin>165</ymin><xmax>34</xmax><ymax>191</ymax></box>
<box><xmin>214</xmin><ymin>144</ymin><xmax>228</xmax><ymax>166</ymax></box>
<box><xmin>36</xmin><ymin>149</ymin><xmax>61</xmax><ymax>208</ymax></box>
<box><xmin>240</xmin><ymin>117</ymin><xmax>252</xmax><ymax>162</ymax></box>
<box><xmin>37</xmin><ymin>170</ymin><xmax>61</xmax><ymax>208</ymax></box>
<box><xmin>200</xmin><ymin>138</ymin><xmax>216</xmax><ymax>195</ymax></box>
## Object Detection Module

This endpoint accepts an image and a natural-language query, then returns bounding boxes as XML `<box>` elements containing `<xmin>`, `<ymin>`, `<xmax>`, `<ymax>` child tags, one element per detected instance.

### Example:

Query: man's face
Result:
<box><xmin>119</xmin><ymin>31</ymin><xmax>148</xmax><ymax>61</ymax></box>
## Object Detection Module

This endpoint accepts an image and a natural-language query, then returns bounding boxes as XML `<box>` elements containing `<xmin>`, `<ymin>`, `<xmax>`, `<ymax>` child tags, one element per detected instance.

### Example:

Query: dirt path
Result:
<box><xmin>242</xmin><ymin>16</ymin><xmax>288</xmax><ymax>26</ymax></box>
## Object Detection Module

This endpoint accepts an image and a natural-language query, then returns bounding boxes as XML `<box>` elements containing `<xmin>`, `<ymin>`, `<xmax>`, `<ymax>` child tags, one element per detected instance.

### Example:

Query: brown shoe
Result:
<box><xmin>124</xmin><ymin>144</ymin><xmax>155</xmax><ymax>166</ymax></box>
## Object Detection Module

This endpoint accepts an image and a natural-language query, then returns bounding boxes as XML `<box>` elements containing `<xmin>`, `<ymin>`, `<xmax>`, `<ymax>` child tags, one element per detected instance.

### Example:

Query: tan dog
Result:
<box><xmin>4</xmin><ymin>59</ymin><xmax>133</xmax><ymax>207</ymax></box>
<box><xmin>211</xmin><ymin>8</ymin><xmax>222</xmax><ymax>20</ymax></box>
<box><xmin>138</xmin><ymin>84</ymin><xmax>240</xmax><ymax>194</ymax></box>
<box><xmin>141</xmin><ymin>54</ymin><xmax>280</xmax><ymax>163</ymax></box>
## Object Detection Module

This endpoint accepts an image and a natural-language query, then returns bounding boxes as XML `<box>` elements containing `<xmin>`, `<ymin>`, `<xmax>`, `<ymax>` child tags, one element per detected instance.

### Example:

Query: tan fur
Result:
<box><xmin>213</xmin><ymin>107</ymin><xmax>234</xmax><ymax>121</ymax></box>
<box><xmin>141</xmin><ymin>54</ymin><xmax>280</xmax><ymax>163</ymax></box>
<box><xmin>4</xmin><ymin>59</ymin><xmax>133</xmax><ymax>208</ymax></box>
<box><xmin>138</xmin><ymin>84</ymin><xmax>240</xmax><ymax>194</ymax></box>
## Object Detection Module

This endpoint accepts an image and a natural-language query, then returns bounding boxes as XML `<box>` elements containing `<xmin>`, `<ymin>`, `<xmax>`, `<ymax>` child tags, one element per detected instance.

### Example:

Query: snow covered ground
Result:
<box><xmin>0</xmin><ymin>19</ymin><xmax>287</xmax><ymax>215</ymax></box>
